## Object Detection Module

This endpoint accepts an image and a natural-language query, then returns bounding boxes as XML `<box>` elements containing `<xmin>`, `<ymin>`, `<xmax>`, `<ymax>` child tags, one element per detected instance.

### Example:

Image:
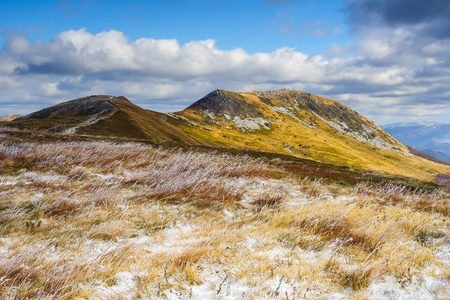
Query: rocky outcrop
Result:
<box><xmin>187</xmin><ymin>89</ymin><xmax>263</xmax><ymax>119</ymax></box>
<box><xmin>252</xmin><ymin>89</ymin><xmax>403</xmax><ymax>151</ymax></box>
<box><xmin>15</xmin><ymin>95</ymin><xmax>119</xmax><ymax>121</ymax></box>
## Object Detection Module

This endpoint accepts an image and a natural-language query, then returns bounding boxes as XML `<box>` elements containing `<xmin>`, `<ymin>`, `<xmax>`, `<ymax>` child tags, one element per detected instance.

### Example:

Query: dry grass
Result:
<box><xmin>354</xmin><ymin>182</ymin><xmax>449</xmax><ymax>215</ymax></box>
<box><xmin>339</xmin><ymin>262</ymin><xmax>380</xmax><ymax>290</ymax></box>
<box><xmin>0</xmin><ymin>138</ymin><xmax>448</xmax><ymax>299</ymax></box>
<box><xmin>252</xmin><ymin>185</ymin><xmax>286</xmax><ymax>211</ymax></box>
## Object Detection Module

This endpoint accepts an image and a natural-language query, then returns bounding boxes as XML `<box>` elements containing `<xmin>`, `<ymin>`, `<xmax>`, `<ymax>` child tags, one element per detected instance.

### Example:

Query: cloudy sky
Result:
<box><xmin>1</xmin><ymin>0</ymin><xmax>449</xmax><ymax>125</ymax></box>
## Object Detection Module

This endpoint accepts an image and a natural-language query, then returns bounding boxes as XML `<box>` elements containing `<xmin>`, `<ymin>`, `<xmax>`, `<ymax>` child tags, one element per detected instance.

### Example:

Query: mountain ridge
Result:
<box><xmin>384</xmin><ymin>123</ymin><xmax>450</xmax><ymax>163</ymax></box>
<box><xmin>0</xmin><ymin>113</ymin><xmax>22</xmax><ymax>122</ymax></box>
<box><xmin>2</xmin><ymin>89</ymin><xmax>449</xmax><ymax>181</ymax></box>
<box><xmin>179</xmin><ymin>88</ymin><xmax>403</xmax><ymax>151</ymax></box>
<box><xmin>7</xmin><ymin>95</ymin><xmax>209</xmax><ymax>145</ymax></box>
<box><xmin>173</xmin><ymin>88</ymin><xmax>449</xmax><ymax>180</ymax></box>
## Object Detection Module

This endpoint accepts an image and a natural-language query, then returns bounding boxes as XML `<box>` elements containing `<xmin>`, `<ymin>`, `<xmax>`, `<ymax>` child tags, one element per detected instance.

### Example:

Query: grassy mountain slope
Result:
<box><xmin>0</xmin><ymin>113</ymin><xmax>22</xmax><ymax>122</ymax></box>
<box><xmin>174</xmin><ymin>89</ymin><xmax>449</xmax><ymax>181</ymax></box>
<box><xmin>3</xmin><ymin>90</ymin><xmax>449</xmax><ymax>181</ymax></box>
<box><xmin>6</xmin><ymin>95</ymin><xmax>209</xmax><ymax>145</ymax></box>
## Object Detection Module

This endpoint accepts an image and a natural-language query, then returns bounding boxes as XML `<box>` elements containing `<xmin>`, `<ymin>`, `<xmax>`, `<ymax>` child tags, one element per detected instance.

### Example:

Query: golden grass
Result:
<box><xmin>175</xmin><ymin>91</ymin><xmax>450</xmax><ymax>182</ymax></box>
<box><xmin>0</xmin><ymin>139</ymin><xmax>448</xmax><ymax>299</ymax></box>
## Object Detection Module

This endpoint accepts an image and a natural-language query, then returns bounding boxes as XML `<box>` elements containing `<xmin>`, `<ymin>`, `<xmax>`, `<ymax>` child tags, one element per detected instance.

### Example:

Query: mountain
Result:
<box><xmin>383</xmin><ymin>123</ymin><xmax>450</xmax><ymax>163</ymax></box>
<box><xmin>173</xmin><ymin>89</ymin><xmax>449</xmax><ymax>181</ymax></box>
<box><xmin>8</xmin><ymin>95</ymin><xmax>207</xmax><ymax>145</ymax></box>
<box><xmin>380</xmin><ymin>121</ymin><xmax>439</xmax><ymax>128</ymax></box>
<box><xmin>0</xmin><ymin>113</ymin><xmax>22</xmax><ymax>122</ymax></box>
<box><xmin>2</xmin><ymin>90</ymin><xmax>449</xmax><ymax>182</ymax></box>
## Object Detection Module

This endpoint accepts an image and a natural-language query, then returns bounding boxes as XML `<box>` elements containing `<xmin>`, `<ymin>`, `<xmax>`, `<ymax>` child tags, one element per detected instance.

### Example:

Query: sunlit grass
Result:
<box><xmin>0</xmin><ymin>138</ymin><xmax>448</xmax><ymax>299</ymax></box>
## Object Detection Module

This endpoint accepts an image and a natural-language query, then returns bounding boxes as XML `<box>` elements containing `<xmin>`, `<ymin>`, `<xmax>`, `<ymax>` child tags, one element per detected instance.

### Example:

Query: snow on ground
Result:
<box><xmin>435</xmin><ymin>242</ymin><xmax>450</xmax><ymax>264</ymax></box>
<box><xmin>232</xmin><ymin>116</ymin><xmax>272</xmax><ymax>131</ymax></box>
<box><xmin>271</xmin><ymin>105</ymin><xmax>315</xmax><ymax>128</ymax></box>
<box><xmin>367</xmin><ymin>274</ymin><xmax>449</xmax><ymax>300</ymax></box>
<box><xmin>94</xmin><ymin>271</ymin><xmax>137</xmax><ymax>300</ymax></box>
<box><xmin>0</xmin><ymin>146</ymin><xmax>448</xmax><ymax>299</ymax></box>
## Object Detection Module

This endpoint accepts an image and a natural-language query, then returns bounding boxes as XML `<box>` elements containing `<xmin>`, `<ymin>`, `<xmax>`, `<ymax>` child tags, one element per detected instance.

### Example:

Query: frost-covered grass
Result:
<box><xmin>0</xmin><ymin>140</ymin><xmax>448</xmax><ymax>299</ymax></box>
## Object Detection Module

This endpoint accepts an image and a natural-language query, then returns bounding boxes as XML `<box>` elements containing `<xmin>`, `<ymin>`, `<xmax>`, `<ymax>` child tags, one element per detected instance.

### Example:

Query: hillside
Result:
<box><xmin>174</xmin><ymin>89</ymin><xmax>449</xmax><ymax>181</ymax></box>
<box><xmin>0</xmin><ymin>136</ymin><xmax>448</xmax><ymax>299</ymax></box>
<box><xmin>0</xmin><ymin>113</ymin><xmax>22</xmax><ymax>122</ymax></box>
<box><xmin>1</xmin><ymin>90</ymin><xmax>449</xmax><ymax>299</ymax></box>
<box><xmin>6</xmin><ymin>95</ymin><xmax>208</xmax><ymax>145</ymax></box>
<box><xmin>2</xmin><ymin>90</ymin><xmax>449</xmax><ymax>182</ymax></box>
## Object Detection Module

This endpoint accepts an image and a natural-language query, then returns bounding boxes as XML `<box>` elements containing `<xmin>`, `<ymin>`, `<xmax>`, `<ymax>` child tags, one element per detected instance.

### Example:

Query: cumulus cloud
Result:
<box><xmin>336</xmin><ymin>0</ymin><xmax>450</xmax><ymax>122</ymax></box>
<box><xmin>1</xmin><ymin>4</ymin><xmax>450</xmax><ymax>125</ymax></box>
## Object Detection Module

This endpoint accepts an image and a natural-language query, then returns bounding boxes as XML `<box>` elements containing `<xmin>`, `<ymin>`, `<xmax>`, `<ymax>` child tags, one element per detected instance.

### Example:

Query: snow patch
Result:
<box><xmin>436</xmin><ymin>242</ymin><xmax>450</xmax><ymax>263</ymax></box>
<box><xmin>367</xmin><ymin>274</ymin><xmax>449</xmax><ymax>300</ymax></box>
<box><xmin>271</xmin><ymin>106</ymin><xmax>314</xmax><ymax>128</ymax></box>
<box><xmin>233</xmin><ymin>116</ymin><xmax>271</xmax><ymax>131</ymax></box>
<box><xmin>96</xmin><ymin>271</ymin><xmax>136</xmax><ymax>300</ymax></box>
<box><xmin>312</xmin><ymin>112</ymin><xmax>400</xmax><ymax>151</ymax></box>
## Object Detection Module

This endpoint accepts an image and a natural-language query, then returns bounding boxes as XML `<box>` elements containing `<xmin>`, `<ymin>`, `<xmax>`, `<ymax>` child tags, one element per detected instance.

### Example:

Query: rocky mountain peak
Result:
<box><xmin>186</xmin><ymin>89</ymin><xmax>263</xmax><ymax>118</ymax></box>
<box><xmin>15</xmin><ymin>95</ymin><xmax>121</xmax><ymax>121</ymax></box>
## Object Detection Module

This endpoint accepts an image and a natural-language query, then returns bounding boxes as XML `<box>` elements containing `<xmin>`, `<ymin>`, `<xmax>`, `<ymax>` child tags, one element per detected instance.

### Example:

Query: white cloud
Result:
<box><xmin>0</xmin><ymin>27</ymin><xmax>449</xmax><ymax>124</ymax></box>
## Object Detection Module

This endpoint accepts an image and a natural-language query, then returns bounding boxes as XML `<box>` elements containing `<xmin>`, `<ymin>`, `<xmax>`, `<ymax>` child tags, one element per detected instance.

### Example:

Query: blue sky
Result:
<box><xmin>0</xmin><ymin>0</ymin><xmax>348</xmax><ymax>54</ymax></box>
<box><xmin>1</xmin><ymin>0</ymin><xmax>449</xmax><ymax>124</ymax></box>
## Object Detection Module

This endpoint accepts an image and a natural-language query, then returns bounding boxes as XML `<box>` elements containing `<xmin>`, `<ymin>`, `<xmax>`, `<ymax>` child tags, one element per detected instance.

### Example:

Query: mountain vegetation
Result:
<box><xmin>0</xmin><ymin>89</ymin><xmax>449</xmax><ymax>299</ymax></box>
<box><xmin>173</xmin><ymin>89</ymin><xmax>449</xmax><ymax>182</ymax></box>
<box><xmin>0</xmin><ymin>130</ymin><xmax>448</xmax><ymax>299</ymax></box>
<box><xmin>3</xmin><ymin>89</ymin><xmax>449</xmax><ymax>183</ymax></box>
<box><xmin>0</xmin><ymin>114</ymin><xmax>22</xmax><ymax>122</ymax></box>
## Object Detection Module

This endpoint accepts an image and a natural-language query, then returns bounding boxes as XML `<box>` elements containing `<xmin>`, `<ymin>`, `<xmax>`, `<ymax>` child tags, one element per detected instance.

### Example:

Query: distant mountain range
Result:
<box><xmin>382</xmin><ymin>123</ymin><xmax>450</xmax><ymax>163</ymax></box>
<box><xmin>1</xmin><ymin>89</ymin><xmax>449</xmax><ymax>181</ymax></box>
<box><xmin>381</xmin><ymin>121</ymin><xmax>439</xmax><ymax>128</ymax></box>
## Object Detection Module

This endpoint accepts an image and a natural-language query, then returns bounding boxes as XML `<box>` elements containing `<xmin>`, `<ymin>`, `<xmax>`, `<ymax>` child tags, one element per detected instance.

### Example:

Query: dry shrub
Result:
<box><xmin>293</xmin><ymin>212</ymin><xmax>374</xmax><ymax>251</ymax></box>
<box><xmin>67</xmin><ymin>165</ymin><xmax>89</xmax><ymax>181</ymax></box>
<box><xmin>290</xmin><ymin>204</ymin><xmax>402</xmax><ymax>253</ymax></box>
<box><xmin>410</xmin><ymin>195</ymin><xmax>449</xmax><ymax>216</ymax></box>
<box><xmin>43</xmin><ymin>198</ymin><xmax>81</xmax><ymax>217</ymax></box>
<box><xmin>193</xmin><ymin>183</ymin><xmax>245</xmax><ymax>208</ymax></box>
<box><xmin>169</xmin><ymin>247</ymin><xmax>209</xmax><ymax>268</ymax></box>
<box><xmin>252</xmin><ymin>186</ymin><xmax>286</xmax><ymax>211</ymax></box>
<box><xmin>0</xmin><ymin>245</ymin><xmax>135</xmax><ymax>299</ymax></box>
<box><xmin>354</xmin><ymin>182</ymin><xmax>449</xmax><ymax>216</ymax></box>
<box><xmin>339</xmin><ymin>262</ymin><xmax>380</xmax><ymax>290</ymax></box>
<box><xmin>434</xmin><ymin>173</ymin><xmax>450</xmax><ymax>188</ymax></box>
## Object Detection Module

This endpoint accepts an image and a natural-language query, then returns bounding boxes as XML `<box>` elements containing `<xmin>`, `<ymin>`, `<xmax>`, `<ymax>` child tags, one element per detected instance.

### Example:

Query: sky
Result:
<box><xmin>0</xmin><ymin>0</ymin><xmax>449</xmax><ymax>125</ymax></box>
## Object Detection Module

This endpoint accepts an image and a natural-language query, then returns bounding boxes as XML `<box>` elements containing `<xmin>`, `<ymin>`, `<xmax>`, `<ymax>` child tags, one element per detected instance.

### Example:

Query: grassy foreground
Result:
<box><xmin>0</xmin><ymin>131</ymin><xmax>449</xmax><ymax>299</ymax></box>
